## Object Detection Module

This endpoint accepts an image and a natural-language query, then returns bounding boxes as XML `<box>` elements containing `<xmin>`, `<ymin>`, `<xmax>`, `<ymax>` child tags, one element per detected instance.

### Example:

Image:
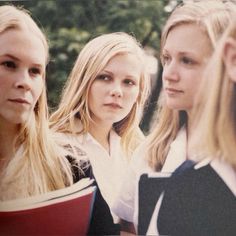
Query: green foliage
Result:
<box><xmin>0</xmin><ymin>0</ymin><xmax>181</xmax><ymax>131</ymax></box>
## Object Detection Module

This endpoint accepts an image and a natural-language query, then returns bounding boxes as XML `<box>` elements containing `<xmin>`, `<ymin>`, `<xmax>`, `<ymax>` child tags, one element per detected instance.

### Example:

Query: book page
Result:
<box><xmin>0</xmin><ymin>178</ymin><xmax>95</xmax><ymax>211</ymax></box>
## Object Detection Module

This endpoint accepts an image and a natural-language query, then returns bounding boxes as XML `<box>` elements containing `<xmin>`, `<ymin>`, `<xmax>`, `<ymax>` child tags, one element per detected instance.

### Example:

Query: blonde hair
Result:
<box><xmin>0</xmin><ymin>5</ymin><xmax>73</xmax><ymax>200</ymax></box>
<box><xmin>191</xmin><ymin>18</ymin><xmax>236</xmax><ymax>168</ymax></box>
<box><xmin>146</xmin><ymin>0</ymin><xmax>236</xmax><ymax>171</ymax></box>
<box><xmin>50</xmin><ymin>32</ymin><xmax>150</xmax><ymax>158</ymax></box>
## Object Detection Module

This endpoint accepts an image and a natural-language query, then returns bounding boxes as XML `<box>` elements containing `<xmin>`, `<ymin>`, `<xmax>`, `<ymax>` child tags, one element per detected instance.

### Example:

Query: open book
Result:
<box><xmin>0</xmin><ymin>178</ymin><xmax>96</xmax><ymax>236</ymax></box>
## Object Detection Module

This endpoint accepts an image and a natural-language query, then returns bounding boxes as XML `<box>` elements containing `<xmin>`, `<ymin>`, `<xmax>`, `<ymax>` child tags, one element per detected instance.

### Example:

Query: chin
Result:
<box><xmin>166</xmin><ymin>102</ymin><xmax>185</xmax><ymax>110</ymax></box>
<box><xmin>104</xmin><ymin>116</ymin><xmax>123</xmax><ymax>124</ymax></box>
<box><xmin>11</xmin><ymin>114</ymin><xmax>31</xmax><ymax>125</ymax></box>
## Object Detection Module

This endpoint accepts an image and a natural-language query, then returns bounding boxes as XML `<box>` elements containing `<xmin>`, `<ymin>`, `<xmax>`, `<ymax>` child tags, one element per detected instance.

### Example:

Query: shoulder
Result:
<box><xmin>162</xmin><ymin>127</ymin><xmax>187</xmax><ymax>172</ymax></box>
<box><xmin>162</xmin><ymin>159</ymin><xmax>236</xmax><ymax>212</ymax></box>
<box><xmin>130</xmin><ymin>142</ymin><xmax>150</xmax><ymax>173</ymax></box>
<box><xmin>53</xmin><ymin>132</ymin><xmax>91</xmax><ymax>182</ymax></box>
<box><xmin>53</xmin><ymin>132</ymin><xmax>87</xmax><ymax>157</ymax></box>
<box><xmin>65</xmin><ymin>154</ymin><xmax>91</xmax><ymax>183</ymax></box>
<box><xmin>131</xmin><ymin>144</ymin><xmax>146</xmax><ymax>164</ymax></box>
<box><xmin>158</xmin><ymin>160</ymin><xmax>236</xmax><ymax>234</ymax></box>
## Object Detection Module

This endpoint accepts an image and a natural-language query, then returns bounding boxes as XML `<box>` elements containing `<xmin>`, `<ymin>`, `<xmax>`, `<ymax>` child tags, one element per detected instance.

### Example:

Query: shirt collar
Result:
<box><xmin>161</xmin><ymin>126</ymin><xmax>187</xmax><ymax>172</ymax></box>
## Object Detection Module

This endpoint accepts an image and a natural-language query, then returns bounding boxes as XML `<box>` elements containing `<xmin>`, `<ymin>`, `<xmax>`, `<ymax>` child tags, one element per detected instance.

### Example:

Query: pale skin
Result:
<box><xmin>0</xmin><ymin>28</ymin><xmax>46</xmax><ymax>170</ymax></box>
<box><xmin>162</xmin><ymin>23</ymin><xmax>212</xmax><ymax>141</ymax></box>
<box><xmin>88</xmin><ymin>53</ymin><xmax>141</xmax><ymax>154</ymax></box>
<box><xmin>223</xmin><ymin>37</ymin><xmax>236</xmax><ymax>83</ymax></box>
<box><xmin>121</xmin><ymin>23</ymin><xmax>213</xmax><ymax>235</ymax></box>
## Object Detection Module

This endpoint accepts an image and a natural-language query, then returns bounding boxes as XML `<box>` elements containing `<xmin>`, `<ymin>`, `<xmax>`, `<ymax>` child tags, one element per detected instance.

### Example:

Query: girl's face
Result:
<box><xmin>0</xmin><ymin>28</ymin><xmax>46</xmax><ymax>126</ymax></box>
<box><xmin>162</xmin><ymin>23</ymin><xmax>212</xmax><ymax>114</ymax></box>
<box><xmin>88</xmin><ymin>53</ymin><xmax>141</xmax><ymax>127</ymax></box>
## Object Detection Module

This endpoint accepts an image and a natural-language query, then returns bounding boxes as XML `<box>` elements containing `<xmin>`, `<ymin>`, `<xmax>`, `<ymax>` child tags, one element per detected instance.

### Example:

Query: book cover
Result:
<box><xmin>0</xmin><ymin>178</ymin><xmax>96</xmax><ymax>236</ymax></box>
<box><xmin>138</xmin><ymin>172</ymin><xmax>170</xmax><ymax>235</ymax></box>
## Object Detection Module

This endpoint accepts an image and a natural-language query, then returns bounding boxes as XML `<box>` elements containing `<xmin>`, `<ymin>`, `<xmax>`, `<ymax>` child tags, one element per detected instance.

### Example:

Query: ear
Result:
<box><xmin>223</xmin><ymin>37</ymin><xmax>236</xmax><ymax>82</ymax></box>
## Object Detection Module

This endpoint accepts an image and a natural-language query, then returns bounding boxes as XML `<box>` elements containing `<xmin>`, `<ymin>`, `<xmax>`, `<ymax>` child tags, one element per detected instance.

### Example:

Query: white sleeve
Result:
<box><xmin>111</xmin><ymin>161</ymin><xmax>137</xmax><ymax>222</ymax></box>
<box><xmin>111</xmin><ymin>145</ymin><xmax>151</xmax><ymax>223</ymax></box>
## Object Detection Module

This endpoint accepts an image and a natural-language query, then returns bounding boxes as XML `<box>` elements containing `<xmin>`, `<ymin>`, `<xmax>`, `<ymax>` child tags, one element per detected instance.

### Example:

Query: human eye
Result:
<box><xmin>123</xmin><ymin>78</ymin><xmax>136</xmax><ymax>86</ymax></box>
<box><xmin>96</xmin><ymin>74</ymin><xmax>111</xmax><ymax>81</ymax></box>
<box><xmin>181</xmin><ymin>56</ymin><xmax>195</xmax><ymax>66</ymax></box>
<box><xmin>29</xmin><ymin>67</ymin><xmax>42</xmax><ymax>77</ymax></box>
<box><xmin>1</xmin><ymin>61</ymin><xmax>17</xmax><ymax>69</ymax></box>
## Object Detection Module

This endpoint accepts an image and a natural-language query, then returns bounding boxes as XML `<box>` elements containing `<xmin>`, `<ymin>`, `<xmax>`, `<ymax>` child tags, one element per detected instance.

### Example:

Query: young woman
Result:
<box><xmin>111</xmin><ymin>0</ymin><xmax>236</xmax><ymax>233</ymax></box>
<box><xmin>156</xmin><ymin>18</ymin><xmax>236</xmax><ymax>235</ymax></box>
<box><xmin>0</xmin><ymin>5</ymin><xmax>84</xmax><ymax>201</ymax></box>
<box><xmin>49</xmin><ymin>32</ymin><xmax>150</xmax><ymax>234</ymax></box>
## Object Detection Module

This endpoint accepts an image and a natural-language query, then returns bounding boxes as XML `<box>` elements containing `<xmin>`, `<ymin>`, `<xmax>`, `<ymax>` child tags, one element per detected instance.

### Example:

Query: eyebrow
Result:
<box><xmin>0</xmin><ymin>53</ymin><xmax>44</xmax><ymax>68</ymax></box>
<box><xmin>163</xmin><ymin>48</ymin><xmax>197</xmax><ymax>56</ymax></box>
<box><xmin>0</xmin><ymin>54</ymin><xmax>20</xmax><ymax>61</ymax></box>
<box><xmin>101</xmin><ymin>70</ymin><xmax>113</xmax><ymax>75</ymax></box>
<box><xmin>102</xmin><ymin>69</ymin><xmax>139</xmax><ymax>79</ymax></box>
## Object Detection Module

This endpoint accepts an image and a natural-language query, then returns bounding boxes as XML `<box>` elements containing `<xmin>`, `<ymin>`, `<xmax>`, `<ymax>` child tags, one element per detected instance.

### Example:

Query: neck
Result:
<box><xmin>88</xmin><ymin>121</ymin><xmax>112</xmax><ymax>153</ymax></box>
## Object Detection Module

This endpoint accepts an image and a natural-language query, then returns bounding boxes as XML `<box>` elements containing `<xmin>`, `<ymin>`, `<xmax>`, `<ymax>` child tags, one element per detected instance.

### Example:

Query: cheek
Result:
<box><xmin>191</xmin><ymin>82</ymin><xmax>202</xmax><ymax>103</ymax></box>
<box><xmin>162</xmin><ymin>69</ymin><xmax>167</xmax><ymax>81</ymax></box>
<box><xmin>89</xmin><ymin>85</ymin><xmax>98</xmax><ymax>99</ymax></box>
<box><xmin>33</xmin><ymin>80</ymin><xmax>44</xmax><ymax>103</ymax></box>
<box><xmin>184</xmin><ymin>81</ymin><xmax>202</xmax><ymax>107</ymax></box>
<box><xmin>0</xmin><ymin>77</ymin><xmax>10</xmax><ymax>91</ymax></box>
<box><xmin>125</xmin><ymin>88</ymin><xmax>139</xmax><ymax>105</ymax></box>
<box><xmin>88</xmin><ymin>86</ymin><xmax>99</xmax><ymax>112</ymax></box>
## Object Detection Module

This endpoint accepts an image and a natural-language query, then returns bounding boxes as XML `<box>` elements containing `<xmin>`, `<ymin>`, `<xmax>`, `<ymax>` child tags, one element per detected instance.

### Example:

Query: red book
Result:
<box><xmin>0</xmin><ymin>178</ymin><xmax>96</xmax><ymax>236</ymax></box>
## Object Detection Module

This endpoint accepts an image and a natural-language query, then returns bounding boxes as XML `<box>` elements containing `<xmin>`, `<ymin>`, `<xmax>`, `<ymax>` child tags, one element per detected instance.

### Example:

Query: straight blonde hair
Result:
<box><xmin>0</xmin><ymin>5</ymin><xmax>74</xmax><ymax>201</ymax></box>
<box><xmin>145</xmin><ymin>0</ymin><xmax>236</xmax><ymax>171</ymax></box>
<box><xmin>191</xmin><ymin>19</ymin><xmax>236</xmax><ymax>168</ymax></box>
<box><xmin>50</xmin><ymin>32</ymin><xmax>150</xmax><ymax>158</ymax></box>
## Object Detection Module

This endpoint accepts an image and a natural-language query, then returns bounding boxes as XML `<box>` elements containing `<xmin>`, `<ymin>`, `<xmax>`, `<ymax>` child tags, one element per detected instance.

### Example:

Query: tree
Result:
<box><xmin>1</xmin><ymin>0</ymin><xmax>181</xmax><ymax>132</ymax></box>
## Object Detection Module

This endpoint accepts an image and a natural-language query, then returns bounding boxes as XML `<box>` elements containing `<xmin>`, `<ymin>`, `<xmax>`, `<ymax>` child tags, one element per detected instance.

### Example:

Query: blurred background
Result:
<box><xmin>1</xmin><ymin>0</ymin><xmax>184</xmax><ymax>133</ymax></box>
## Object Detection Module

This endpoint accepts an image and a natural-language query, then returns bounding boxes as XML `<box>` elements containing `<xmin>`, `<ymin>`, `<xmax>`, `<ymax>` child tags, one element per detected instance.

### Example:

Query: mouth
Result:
<box><xmin>104</xmin><ymin>103</ymin><xmax>122</xmax><ymax>109</ymax></box>
<box><xmin>165</xmin><ymin>88</ymin><xmax>183</xmax><ymax>94</ymax></box>
<box><xmin>8</xmin><ymin>98</ymin><xmax>30</xmax><ymax>105</ymax></box>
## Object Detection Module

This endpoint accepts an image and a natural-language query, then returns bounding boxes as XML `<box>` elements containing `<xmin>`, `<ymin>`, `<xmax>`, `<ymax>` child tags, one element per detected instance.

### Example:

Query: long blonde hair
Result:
<box><xmin>0</xmin><ymin>5</ymin><xmax>73</xmax><ymax>201</ymax></box>
<box><xmin>145</xmin><ymin>0</ymin><xmax>236</xmax><ymax>171</ymax></box>
<box><xmin>50</xmin><ymin>32</ymin><xmax>150</xmax><ymax>158</ymax></box>
<box><xmin>191</xmin><ymin>19</ymin><xmax>236</xmax><ymax>169</ymax></box>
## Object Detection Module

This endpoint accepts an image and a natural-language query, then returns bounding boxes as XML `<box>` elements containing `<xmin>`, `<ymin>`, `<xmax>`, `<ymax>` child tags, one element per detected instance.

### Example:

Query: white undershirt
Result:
<box><xmin>56</xmin><ymin>130</ymin><xmax>128</xmax><ymax>223</ymax></box>
<box><xmin>111</xmin><ymin>127</ymin><xmax>187</xmax><ymax>229</ymax></box>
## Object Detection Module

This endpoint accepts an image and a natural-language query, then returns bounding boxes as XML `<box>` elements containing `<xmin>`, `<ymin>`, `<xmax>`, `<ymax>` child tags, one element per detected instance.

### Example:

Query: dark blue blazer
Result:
<box><xmin>157</xmin><ymin>161</ymin><xmax>236</xmax><ymax>236</ymax></box>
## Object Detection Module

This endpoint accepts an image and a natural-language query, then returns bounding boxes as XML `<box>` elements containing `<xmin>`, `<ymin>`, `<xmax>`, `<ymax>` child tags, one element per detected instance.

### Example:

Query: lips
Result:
<box><xmin>165</xmin><ymin>87</ymin><xmax>183</xmax><ymax>94</ymax></box>
<box><xmin>8</xmin><ymin>98</ymin><xmax>30</xmax><ymax>105</ymax></box>
<box><xmin>104</xmin><ymin>103</ymin><xmax>122</xmax><ymax>109</ymax></box>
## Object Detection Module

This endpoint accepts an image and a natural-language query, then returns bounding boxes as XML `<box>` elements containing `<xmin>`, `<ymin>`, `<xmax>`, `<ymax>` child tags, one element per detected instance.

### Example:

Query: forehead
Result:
<box><xmin>0</xmin><ymin>28</ymin><xmax>47</xmax><ymax>66</ymax></box>
<box><xmin>164</xmin><ymin>23</ymin><xmax>212</xmax><ymax>56</ymax></box>
<box><xmin>103</xmin><ymin>53</ymin><xmax>142</xmax><ymax>76</ymax></box>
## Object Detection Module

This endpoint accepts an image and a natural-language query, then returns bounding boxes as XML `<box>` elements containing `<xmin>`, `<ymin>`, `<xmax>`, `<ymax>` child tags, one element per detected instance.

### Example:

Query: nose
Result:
<box><xmin>14</xmin><ymin>70</ymin><xmax>31</xmax><ymax>91</ymax></box>
<box><xmin>162</xmin><ymin>60</ymin><xmax>180</xmax><ymax>82</ymax></box>
<box><xmin>109</xmin><ymin>83</ymin><xmax>123</xmax><ymax>98</ymax></box>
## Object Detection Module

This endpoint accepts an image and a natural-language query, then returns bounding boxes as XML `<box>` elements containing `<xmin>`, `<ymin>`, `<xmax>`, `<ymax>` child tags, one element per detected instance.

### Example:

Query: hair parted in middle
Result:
<box><xmin>50</xmin><ymin>32</ymin><xmax>150</xmax><ymax>158</ymax></box>
<box><xmin>145</xmin><ymin>0</ymin><xmax>236</xmax><ymax>171</ymax></box>
<box><xmin>190</xmin><ymin>17</ymin><xmax>236</xmax><ymax>169</ymax></box>
<box><xmin>0</xmin><ymin>5</ymin><xmax>75</xmax><ymax>201</ymax></box>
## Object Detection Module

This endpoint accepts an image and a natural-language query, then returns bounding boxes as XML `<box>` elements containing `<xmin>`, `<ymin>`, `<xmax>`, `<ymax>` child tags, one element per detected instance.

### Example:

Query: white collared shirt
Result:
<box><xmin>111</xmin><ymin>127</ymin><xmax>187</xmax><ymax>229</ymax></box>
<box><xmin>56</xmin><ymin>130</ymin><xmax>128</xmax><ymax>223</ymax></box>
